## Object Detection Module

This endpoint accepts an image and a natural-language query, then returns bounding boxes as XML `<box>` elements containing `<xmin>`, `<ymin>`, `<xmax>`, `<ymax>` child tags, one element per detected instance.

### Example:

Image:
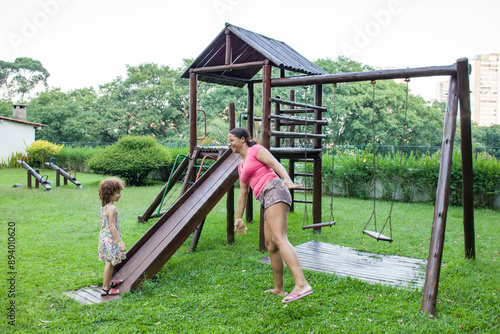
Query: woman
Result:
<box><xmin>228</xmin><ymin>127</ymin><xmax>313</xmax><ymax>303</ymax></box>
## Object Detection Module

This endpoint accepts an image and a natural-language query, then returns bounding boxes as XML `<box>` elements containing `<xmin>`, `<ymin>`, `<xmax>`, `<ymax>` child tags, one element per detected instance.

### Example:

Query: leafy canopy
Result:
<box><xmin>0</xmin><ymin>57</ymin><xmax>50</xmax><ymax>103</ymax></box>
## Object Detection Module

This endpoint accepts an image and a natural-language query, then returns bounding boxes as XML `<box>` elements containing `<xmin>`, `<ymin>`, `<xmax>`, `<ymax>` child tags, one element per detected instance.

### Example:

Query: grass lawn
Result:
<box><xmin>0</xmin><ymin>167</ymin><xmax>499</xmax><ymax>333</ymax></box>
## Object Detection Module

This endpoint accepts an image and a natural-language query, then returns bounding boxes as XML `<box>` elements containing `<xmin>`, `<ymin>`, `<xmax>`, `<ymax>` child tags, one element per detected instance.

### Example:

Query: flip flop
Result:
<box><xmin>110</xmin><ymin>279</ymin><xmax>123</xmax><ymax>288</ymax></box>
<box><xmin>281</xmin><ymin>290</ymin><xmax>313</xmax><ymax>303</ymax></box>
<box><xmin>101</xmin><ymin>287</ymin><xmax>120</xmax><ymax>296</ymax></box>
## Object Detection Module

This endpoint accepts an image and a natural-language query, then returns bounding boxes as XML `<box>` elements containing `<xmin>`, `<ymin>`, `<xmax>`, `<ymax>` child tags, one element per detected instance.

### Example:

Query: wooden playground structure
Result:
<box><xmin>68</xmin><ymin>24</ymin><xmax>475</xmax><ymax>315</ymax></box>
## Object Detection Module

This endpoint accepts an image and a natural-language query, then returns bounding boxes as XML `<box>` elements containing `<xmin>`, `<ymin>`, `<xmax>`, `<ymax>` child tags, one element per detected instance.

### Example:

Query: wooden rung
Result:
<box><xmin>294</xmin><ymin>200</ymin><xmax>313</xmax><ymax>204</ymax></box>
<box><xmin>293</xmin><ymin>187</ymin><xmax>313</xmax><ymax>191</ymax></box>
<box><xmin>269</xmin><ymin>97</ymin><xmax>328</xmax><ymax>112</ymax></box>
<box><xmin>269</xmin><ymin>130</ymin><xmax>327</xmax><ymax>139</ymax></box>
<box><xmin>270</xmin><ymin>114</ymin><xmax>329</xmax><ymax>125</ymax></box>
<box><xmin>279</xmin><ymin>108</ymin><xmax>316</xmax><ymax>114</ymax></box>
<box><xmin>302</xmin><ymin>221</ymin><xmax>336</xmax><ymax>230</ymax></box>
<box><xmin>294</xmin><ymin>173</ymin><xmax>314</xmax><ymax>177</ymax></box>
<box><xmin>362</xmin><ymin>230</ymin><xmax>393</xmax><ymax>243</ymax></box>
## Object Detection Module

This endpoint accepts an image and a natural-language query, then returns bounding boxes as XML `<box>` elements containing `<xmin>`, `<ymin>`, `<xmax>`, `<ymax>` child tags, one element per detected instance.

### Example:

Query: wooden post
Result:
<box><xmin>63</xmin><ymin>168</ymin><xmax>68</xmax><ymax>186</ymax></box>
<box><xmin>227</xmin><ymin>103</ymin><xmax>236</xmax><ymax>245</ymax></box>
<box><xmin>35</xmin><ymin>169</ymin><xmax>40</xmax><ymax>188</ymax></box>
<box><xmin>189</xmin><ymin>72</ymin><xmax>197</xmax><ymax>156</ymax></box>
<box><xmin>274</xmin><ymin>96</ymin><xmax>281</xmax><ymax>148</ymax></box>
<box><xmin>456</xmin><ymin>58</ymin><xmax>475</xmax><ymax>259</ymax></box>
<box><xmin>246</xmin><ymin>83</ymin><xmax>254</xmax><ymax>223</ymax></box>
<box><xmin>27</xmin><ymin>170</ymin><xmax>32</xmax><ymax>189</ymax></box>
<box><xmin>313</xmin><ymin>84</ymin><xmax>323</xmax><ymax>231</ymax></box>
<box><xmin>225</xmin><ymin>30</ymin><xmax>232</xmax><ymax>65</ymax></box>
<box><xmin>288</xmin><ymin>90</ymin><xmax>296</xmax><ymax>212</ymax></box>
<box><xmin>56</xmin><ymin>169</ymin><xmax>60</xmax><ymax>187</ymax></box>
<box><xmin>260</xmin><ymin>64</ymin><xmax>272</xmax><ymax>251</ymax></box>
<box><xmin>421</xmin><ymin>76</ymin><xmax>459</xmax><ymax>315</ymax></box>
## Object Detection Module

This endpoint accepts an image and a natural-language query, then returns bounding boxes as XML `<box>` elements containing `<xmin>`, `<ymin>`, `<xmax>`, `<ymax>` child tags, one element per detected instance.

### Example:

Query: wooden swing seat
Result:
<box><xmin>362</xmin><ymin>230</ymin><xmax>393</xmax><ymax>243</ymax></box>
<box><xmin>302</xmin><ymin>221</ymin><xmax>336</xmax><ymax>230</ymax></box>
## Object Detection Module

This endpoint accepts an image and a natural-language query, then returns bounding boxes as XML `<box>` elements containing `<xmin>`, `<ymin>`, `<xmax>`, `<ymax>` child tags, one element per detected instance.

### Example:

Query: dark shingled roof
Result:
<box><xmin>181</xmin><ymin>23</ymin><xmax>327</xmax><ymax>87</ymax></box>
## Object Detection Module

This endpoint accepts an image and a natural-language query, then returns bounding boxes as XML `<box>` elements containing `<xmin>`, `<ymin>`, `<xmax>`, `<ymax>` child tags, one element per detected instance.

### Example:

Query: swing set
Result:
<box><xmin>179</xmin><ymin>23</ymin><xmax>474</xmax><ymax>315</ymax></box>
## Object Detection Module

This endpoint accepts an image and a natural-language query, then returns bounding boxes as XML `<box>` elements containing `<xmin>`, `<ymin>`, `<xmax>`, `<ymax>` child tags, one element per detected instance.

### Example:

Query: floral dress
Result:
<box><xmin>98</xmin><ymin>204</ymin><xmax>126</xmax><ymax>265</ymax></box>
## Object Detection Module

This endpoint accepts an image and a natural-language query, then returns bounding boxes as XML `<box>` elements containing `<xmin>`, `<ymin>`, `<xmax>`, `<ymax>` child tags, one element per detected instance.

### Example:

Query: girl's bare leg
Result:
<box><xmin>102</xmin><ymin>262</ymin><xmax>114</xmax><ymax>290</ymax></box>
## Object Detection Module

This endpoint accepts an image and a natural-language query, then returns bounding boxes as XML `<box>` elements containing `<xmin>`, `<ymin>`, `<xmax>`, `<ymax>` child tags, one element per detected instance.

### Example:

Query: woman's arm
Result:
<box><xmin>257</xmin><ymin>148</ymin><xmax>302</xmax><ymax>189</ymax></box>
<box><xmin>234</xmin><ymin>181</ymin><xmax>249</xmax><ymax>236</ymax></box>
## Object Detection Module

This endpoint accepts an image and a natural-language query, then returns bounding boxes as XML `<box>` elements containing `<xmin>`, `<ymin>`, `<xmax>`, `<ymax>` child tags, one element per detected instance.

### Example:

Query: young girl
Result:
<box><xmin>98</xmin><ymin>177</ymin><xmax>126</xmax><ymax>296</ymax></box>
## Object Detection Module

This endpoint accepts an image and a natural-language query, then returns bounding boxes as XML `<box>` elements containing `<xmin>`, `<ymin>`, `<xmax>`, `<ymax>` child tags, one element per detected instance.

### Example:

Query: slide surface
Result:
<box><xmin>112</xmin><ymin>149</ymin><xmax>240</xmax><ymax>292</ymax></box>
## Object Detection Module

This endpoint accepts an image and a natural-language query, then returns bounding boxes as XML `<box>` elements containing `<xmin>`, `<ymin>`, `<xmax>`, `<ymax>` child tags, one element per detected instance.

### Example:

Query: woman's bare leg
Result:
<box><xmin>265</xmin><ymin>203</ymin><xmax>311</xmax><ymax>297</ymax></box>
<box><xmin>264</xmin><ymin>218</ymin><xmax>286</xmax><ymax>296</ymax></box>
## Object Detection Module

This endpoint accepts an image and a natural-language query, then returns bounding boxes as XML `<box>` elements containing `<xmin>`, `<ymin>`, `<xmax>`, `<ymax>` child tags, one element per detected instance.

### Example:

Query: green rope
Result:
<box><xmin>157</xmin><ymin>154</ymin><xmax>191</xmax><ymax>216</ymax></box>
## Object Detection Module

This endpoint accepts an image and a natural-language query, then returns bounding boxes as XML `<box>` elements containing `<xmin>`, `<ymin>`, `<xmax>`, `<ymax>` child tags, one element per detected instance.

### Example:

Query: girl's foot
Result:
<box><xmin>110</xmin><ymin>279</ymin><xmax>123</xmax><ymax>288</ymax></box>
<box><xmin>101</xmin><ymin>287</ymin><xmax>120</xmax><ymax>296</ymax></box>
<box><xmin>264</xmin><ymin>288</ymin><xmax>287</xmax><ymax>297</ymax></box>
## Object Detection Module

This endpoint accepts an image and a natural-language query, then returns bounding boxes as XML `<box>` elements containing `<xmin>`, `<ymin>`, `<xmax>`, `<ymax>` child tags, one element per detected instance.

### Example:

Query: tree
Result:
<box><xmin>0</xmin><ymin>57</ymin><xmax>50</xmax><ymax>103</ymax></box>
<box><xmin>98</xmin><ymin>63</ymin><xmax>191</xmax><ymax>142</ymax></box>
<box><xmin>313</xmin><ymin>57</ymin><xmax>445</xmax><ymax>147</ymax></box>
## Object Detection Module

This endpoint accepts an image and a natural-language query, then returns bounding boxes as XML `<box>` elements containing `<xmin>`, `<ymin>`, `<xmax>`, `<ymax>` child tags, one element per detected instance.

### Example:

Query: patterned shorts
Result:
<box><xmin>256</xmin><ymin>178</ymin><xmax>292</xmax><ymax>213</ymax></box>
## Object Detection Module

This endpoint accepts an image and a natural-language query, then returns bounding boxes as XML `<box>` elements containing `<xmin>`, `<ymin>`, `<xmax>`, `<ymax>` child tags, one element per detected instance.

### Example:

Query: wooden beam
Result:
<box><xmin>456</xmin><ymin>58</ymin><xmax>475</xmax><ymax>259</ymax></box>
<box><xmin>421</xmin><ymin>76</ymin><xmax>459</xmax><ymax>315</ymax></box>
<box><xmin>189</xmin><ymin>73</ymin><xmax>197</xmax><ymax>155</ymax></box>
<box><xmin>246</xmin><ymin>83</ymin><xmax>254</xmax><ymax>224</ymax></box>
<box><xmin>227</xmin><ymin>103</ymin><xmax>236</xmax><ymax>245</ymax></box>
<box><xmin>191</xmin><ymin>60</ymin><xmax>268</xmax><ymax>74</ymax></box>
<box><xmin>271</xmin><ymin>64</ymin><xmax>457</xmax><ymax>88</ymax></box>
<box><xmin>260</xmin><ymin>65</ymin><xmax>272</xmax><ymax>251</ymax></box>
<box><xmin>225</xmin><ymin>31</ymin><xmax>231</xmax><ymax>65</ymax></box>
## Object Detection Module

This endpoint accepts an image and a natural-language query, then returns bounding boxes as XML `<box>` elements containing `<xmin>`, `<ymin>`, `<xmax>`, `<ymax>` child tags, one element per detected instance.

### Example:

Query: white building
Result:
<box><xmin>0</xmin><ymin>105</ymin><xmax>45</xmax><ymax>164</ymax></box>
<box><xmin>470</xmin><ymin>53</ymin><xmax>500</xmax><ymax>126</ymax></box>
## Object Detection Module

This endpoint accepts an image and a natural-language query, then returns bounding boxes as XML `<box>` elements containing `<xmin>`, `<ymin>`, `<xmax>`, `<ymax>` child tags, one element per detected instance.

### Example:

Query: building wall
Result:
<box><xmin>470</xmin><ymin>53</ymin><xmax>500</xmax><ymax>126</ymax></box>
<box><xmin>0</xmin><ymin>120</ymin><xmax>36</xmax><ymax>163</ymax></box>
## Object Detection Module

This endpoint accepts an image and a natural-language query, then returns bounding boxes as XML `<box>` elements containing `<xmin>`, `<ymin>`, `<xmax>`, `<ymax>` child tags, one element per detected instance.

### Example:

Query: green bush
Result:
<box><xmin>323</xmin><ymin>148</ymin><xmax>500</xmax><ymax>208</ymax></box>
<box><xmin>87</xmin><ymin>136</ymin><xmax>173</xmax><ymax>185</ymax></box>
<box><xmin>54</xmin><ymin>145</ymin><xmax>104</xmax><ymax>172</ymax></box>
<box><xmin>25</xmin><ymin>139</ymin><xmax>63</xmax><ymax>168</ymax></box>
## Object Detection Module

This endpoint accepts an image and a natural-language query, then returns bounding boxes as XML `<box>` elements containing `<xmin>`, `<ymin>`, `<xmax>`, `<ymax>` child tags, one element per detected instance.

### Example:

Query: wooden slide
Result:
<box><xmin>111</xmin><ymin>149</ymin><xmax>240</xmax><ymax>294</ymax></box>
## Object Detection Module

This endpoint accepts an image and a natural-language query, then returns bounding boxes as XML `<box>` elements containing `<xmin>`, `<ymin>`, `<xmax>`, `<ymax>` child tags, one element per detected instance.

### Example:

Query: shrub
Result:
<box><xmin>25</xmin><ymin>140</ymin><xmax>63</xmax><ymax>168</ymax></box>
<box><xmin>0</xmin><ymin>151</ymin><xmax>25</xmax><ymax>168</ymax></box>
<box><xmin>323</xmin><ymin>147</ymin><xmax>499</xmax><ymax>208</ymax></box>
<box><xmin>55</xmin><ymin>146</ymin><xmax>104</xmax><ymax>172</ymax></box>
<box><xmin>87</xmin><ymin>136</ymin><xmax>173</xmax><ymax>186</ymax></box>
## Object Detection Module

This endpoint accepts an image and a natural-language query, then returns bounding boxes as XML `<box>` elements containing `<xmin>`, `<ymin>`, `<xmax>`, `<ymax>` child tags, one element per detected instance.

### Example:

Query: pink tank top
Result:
<box><xmin>238</xmin><ymin>144</ymin><xmax>278</xmax><ymax>198</ymax></box>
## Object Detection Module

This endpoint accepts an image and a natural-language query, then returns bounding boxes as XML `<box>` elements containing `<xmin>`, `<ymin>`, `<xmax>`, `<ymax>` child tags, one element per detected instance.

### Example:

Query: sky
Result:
<box><xmin>1</xmin><ymin>0</ymin><xmax>499</xmax><ymax>101</ymax></box>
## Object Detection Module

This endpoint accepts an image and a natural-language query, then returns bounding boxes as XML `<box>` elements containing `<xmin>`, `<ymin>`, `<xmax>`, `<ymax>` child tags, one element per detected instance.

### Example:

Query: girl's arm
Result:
<box><xmin>257</xmin><ymin>148</ymin><xmax>302</xmax><ymax>189</ymax></box>
<box><xmin>234</xmin><ymin>181</ymin><xmax>249</xmax><ymax>236</ymax></box>
<box><xmin>107</xmin><ymin>205</ymin><xmax>126</xmax><ymax>251</ymax></box>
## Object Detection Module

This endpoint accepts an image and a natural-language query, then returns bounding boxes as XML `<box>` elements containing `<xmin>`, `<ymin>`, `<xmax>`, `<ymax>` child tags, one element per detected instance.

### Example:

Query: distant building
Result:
<box><xmin>435</xmin><ymin>80</ymin><xmax>449</xmax><ymax>103</ymax></box>
<box><xmin>470</xmin><ymin>53</ymin><xmax>500</xmax><ymax>126</ymax></box>
<box><xmin>0</xmin><ymin>105</ymin><xmax>45</xmax><ymax>163</ymax></box>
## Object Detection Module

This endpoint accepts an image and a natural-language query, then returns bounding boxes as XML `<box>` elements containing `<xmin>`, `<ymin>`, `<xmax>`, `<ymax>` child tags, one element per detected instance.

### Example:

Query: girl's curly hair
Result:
<box><xmin>98</xmin><ymin>177</ymin><xmax>125</xmax><ymax>206</ymax></box>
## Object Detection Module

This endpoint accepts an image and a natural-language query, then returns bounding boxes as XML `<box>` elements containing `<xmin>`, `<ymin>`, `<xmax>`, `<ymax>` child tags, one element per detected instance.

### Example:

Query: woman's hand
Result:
<box><xmin>234</xmin><ymin>218</ymin><xmax>248</xmax><ymax>236</ymax></box>
<box><xmin>118</xmin><ymin>240</ymin><xmax>126</xmax><ymax>252</ymax></box>
<box><xmin>282</xmin><ymin>178</ymin><xmax>302</xmax><ymax>190</ymax></box>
